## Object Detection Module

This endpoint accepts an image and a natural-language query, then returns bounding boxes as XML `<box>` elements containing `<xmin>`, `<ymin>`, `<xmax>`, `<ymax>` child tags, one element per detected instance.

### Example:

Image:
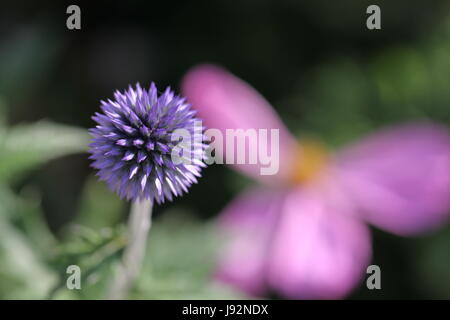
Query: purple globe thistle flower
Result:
<box><xmin>89</xmin><ymin>83</ymin><xmax>206</xmax><ymax>204</ymax></box>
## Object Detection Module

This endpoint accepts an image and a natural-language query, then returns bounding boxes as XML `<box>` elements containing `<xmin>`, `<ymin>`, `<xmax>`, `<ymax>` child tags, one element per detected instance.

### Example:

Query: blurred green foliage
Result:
<box><xmin>0</xmin><ymin>114</ymin><xmax>88</xmax><ymax>298</ymax></box>
<box><xmin>282</xmin><ymin>16</ymin><xmax>450</xmax><ymax>148</ymax></box>
<box><xmin>0</xmin><ymin>121</ymin><xmax>89</xmax><ymax>181</ymax></box>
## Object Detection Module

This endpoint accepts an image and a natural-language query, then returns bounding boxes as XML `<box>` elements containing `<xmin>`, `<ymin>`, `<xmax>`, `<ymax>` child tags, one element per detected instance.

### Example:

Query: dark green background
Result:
<box><xmin>0</xmin><ymin>0</ymin><xmax>449</xmax><ymax>299</ymax></box>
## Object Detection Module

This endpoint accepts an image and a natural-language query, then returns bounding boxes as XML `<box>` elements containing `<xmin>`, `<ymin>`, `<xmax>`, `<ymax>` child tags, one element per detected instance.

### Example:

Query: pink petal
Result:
<box><xmin>335</xmin><ymin>123</ymin><xmax>450</xmax><ymax>235</ymax></box>
<box><xmin>214</xmin><ymin>187</ymin><xmax>283</xmax><ymax>296</ymax></box>
<box><xmin>181</xmin><ymin>64</ymin><xmax>297</xmax><ymax>185</ymax></box>
<box><xmin>267</xmin><ymin>182</ymin><xmax>371</xmax><ymax>299</ymax></box>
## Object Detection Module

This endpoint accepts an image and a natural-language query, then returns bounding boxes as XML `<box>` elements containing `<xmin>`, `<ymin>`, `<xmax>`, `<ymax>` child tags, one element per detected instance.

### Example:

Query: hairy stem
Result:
<box><xmin>107</xmin><ymin>199</ymin><xmax>153</xmax><ymax>299</ymax></box>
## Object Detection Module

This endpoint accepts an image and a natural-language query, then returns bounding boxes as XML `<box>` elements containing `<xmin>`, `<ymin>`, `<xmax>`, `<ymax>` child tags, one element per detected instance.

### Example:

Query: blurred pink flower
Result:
<box><xmin>181</xmin><ymin>64</ymin><xmax>450</xmax><ymax>299</ymax></box>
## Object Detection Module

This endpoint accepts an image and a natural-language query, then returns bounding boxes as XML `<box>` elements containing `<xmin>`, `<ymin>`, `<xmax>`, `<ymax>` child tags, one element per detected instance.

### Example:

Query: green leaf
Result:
<box><xmin>3</xmin><ymin>185</ymin><xmax>57</xmax><ymax>256</ymax></box>
<box><xmin>48</xmin><ymin>224</ymin><xmax>126</xmax><ymax>299</ymax></box>
<box><xmin>0</xmin><ymin>211</ymin><xmax>57</xmax><ymax>299</ymax></box>
<box><xmin>0</xmin><ymin>120</ymin><xmax>89</xmax><ymax>182</ymax></box>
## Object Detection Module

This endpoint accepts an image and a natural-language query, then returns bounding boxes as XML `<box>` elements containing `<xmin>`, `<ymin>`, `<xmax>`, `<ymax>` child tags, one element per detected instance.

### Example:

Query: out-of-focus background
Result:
<box><xmin>0</xmin><ymin>0</ymin><xmax>449</xmax><ymax>299</ymax></box>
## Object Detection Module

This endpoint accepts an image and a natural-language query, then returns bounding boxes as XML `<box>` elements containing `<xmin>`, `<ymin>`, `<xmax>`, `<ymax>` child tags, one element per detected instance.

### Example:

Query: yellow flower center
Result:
<box><xmin>289</xmin><ymin>140</ymin><xmax>329</xmax><ymax>185</ymax></box>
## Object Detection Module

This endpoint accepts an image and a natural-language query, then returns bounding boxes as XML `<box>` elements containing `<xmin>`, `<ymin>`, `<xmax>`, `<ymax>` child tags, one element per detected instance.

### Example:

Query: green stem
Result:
<box><xmin>107</xmin><ymin>199</ymin><xmax>153</xmax><ymax>299</ymax></box>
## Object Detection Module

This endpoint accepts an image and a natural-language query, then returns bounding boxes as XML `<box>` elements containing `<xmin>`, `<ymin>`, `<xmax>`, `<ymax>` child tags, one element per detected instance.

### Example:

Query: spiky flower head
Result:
<box><xmin>89</xmin><ymin>83</ymin><xmax>206</xmax><ymax>203</ymax></box>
